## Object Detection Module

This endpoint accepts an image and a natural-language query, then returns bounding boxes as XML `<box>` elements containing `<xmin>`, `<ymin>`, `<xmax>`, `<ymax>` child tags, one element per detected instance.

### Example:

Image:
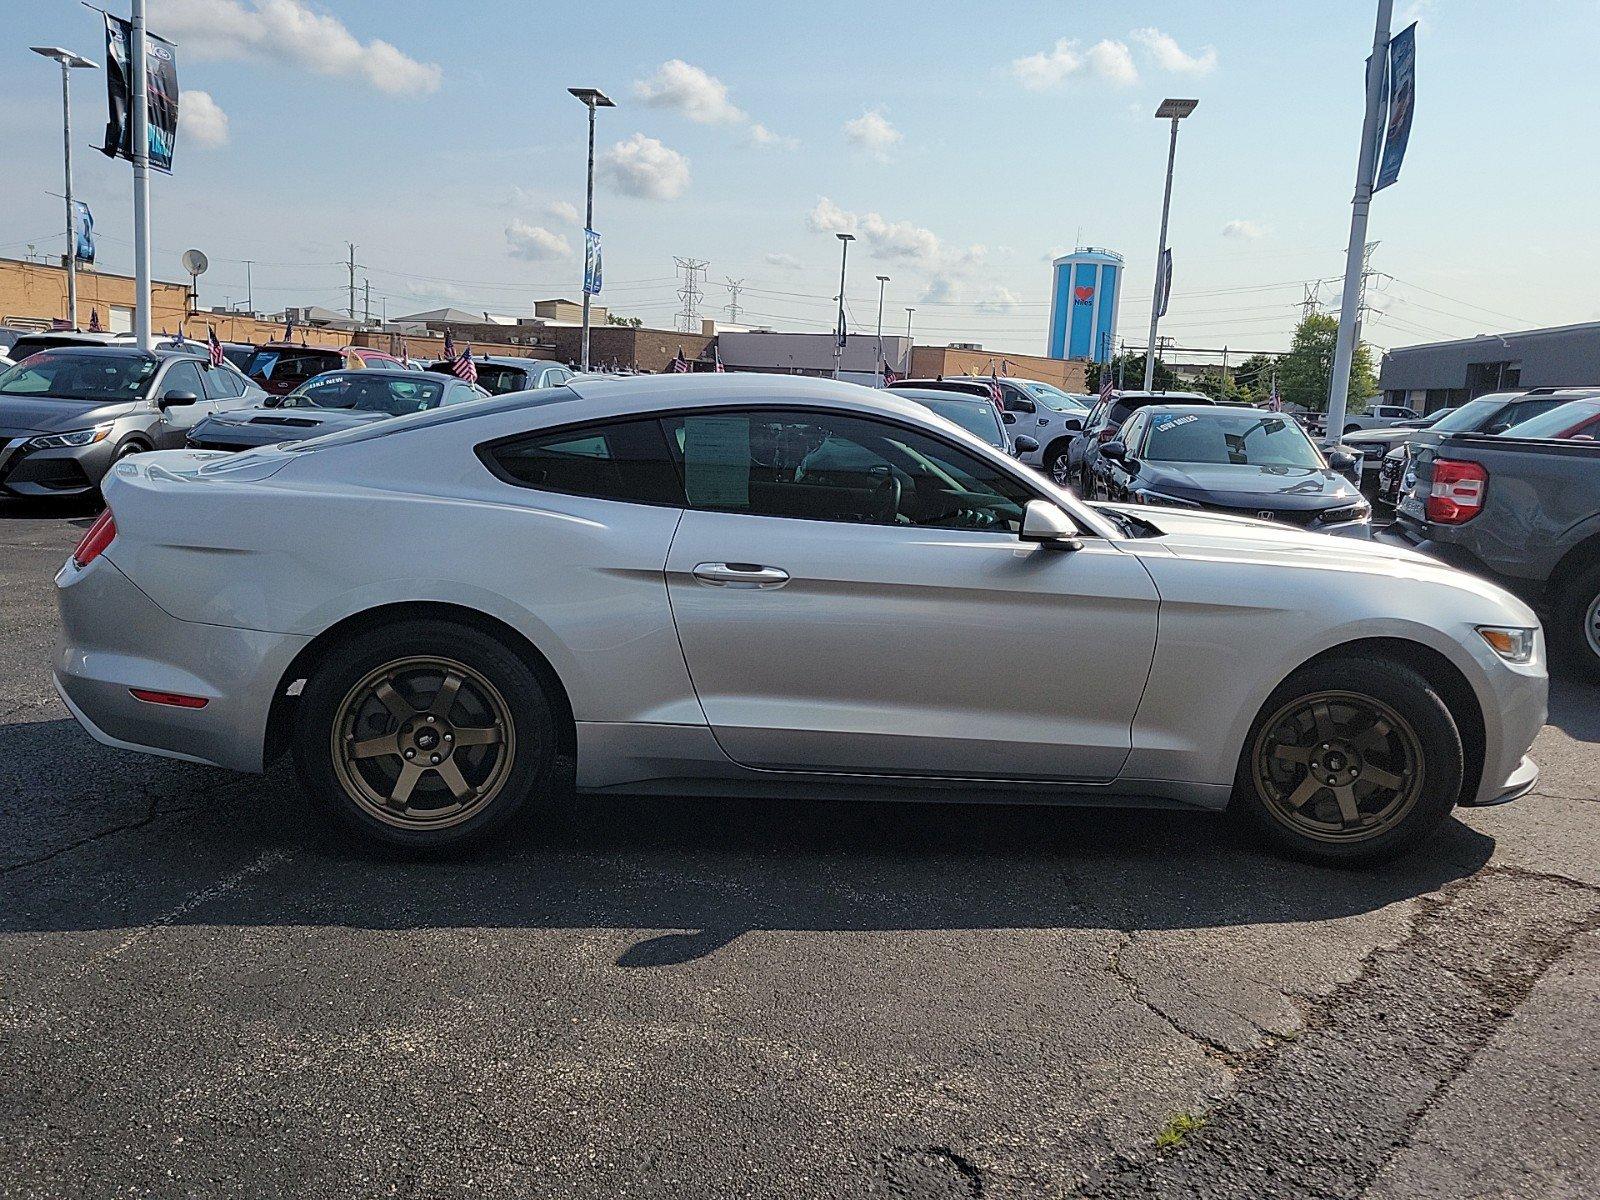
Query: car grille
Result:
<box><xmin>1216</xmin><ymin>505</ymin><xmax>1323</xmax><ymax>527</ymax></box>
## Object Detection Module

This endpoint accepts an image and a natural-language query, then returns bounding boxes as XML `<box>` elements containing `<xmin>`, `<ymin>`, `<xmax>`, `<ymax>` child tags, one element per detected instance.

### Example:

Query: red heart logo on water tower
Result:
<box><xmin>1074</xmin><ymin>285</ymin><xmax>1095</xmax><ymax>303</ymax></box>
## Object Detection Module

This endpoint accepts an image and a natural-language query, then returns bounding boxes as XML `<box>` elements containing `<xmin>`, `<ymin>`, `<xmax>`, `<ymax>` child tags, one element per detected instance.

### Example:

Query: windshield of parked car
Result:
<box><xmin>244</xmin><ymin>346</ymin><xmax>341</xmax><ymax>387</ymax></box>
<box><xmin>1142</xmin><ymin>411</ymin><xmax>1324</xmax><ymax>469</ymax></box>
<box><xmin>283</xmin><ymin>372</ymin><xmax>445</xmax><ymax>414</ymax></box>
<box><xmin>918</xmin><ymin>396</ymin><xmax>1006</xmax><ymax>446</ymax></box>
<box><xmin>0</xmin><ymin>350</ymin><xmax>157</xmax><ymax>401</ymax></box>
<box><xmin>1499</xmin><ymin>399</ymin><xmax>1600</xmax><ymax>439</ymax></box>
<box><xmin>1018</xmin><ymin>380</ymin><xmax>1089</xmax><ymax>411</ymax></box>
<box><xmin>472</xmin><ymin>363</ymin><xmax>531</xmax><ymax>395</ymax></box>
<box><xmin>1429</xmin><ymin>396</ymin><xmax>1512</xmax><ymax>433</ymax></box>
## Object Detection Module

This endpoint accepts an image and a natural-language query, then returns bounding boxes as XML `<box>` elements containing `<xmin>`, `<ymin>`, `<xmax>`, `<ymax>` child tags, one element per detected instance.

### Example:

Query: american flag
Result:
<box><xmin>1267</xmin><ymin>373</ymin><xmax>1282</xmax><ymax>412</ymax></box>
<box><xmin>443</xmin><ymin>330</ymin><xmax>456</xmax><ymax>360</ymax></box>
<box><xmin>669</xmin><ymin>347</ymin><xmax>690</xmax><ymax>373</ymax></box>
<box><xmin>987</xmin><ymin>369</ymin><xmax>1003</xmax><ymax>409</ymax></box>
<box><xmin>88</xmin><ymin>308</ymin><xmax>103</xmax><ymax>332</ymax></box>
<box><xmin>49</xmin><ymin>318</ymin><xmax>71</xmax><ymax>330</ymax></box>
<box><xmin>1099</xmin><ymin>363</ymin><xmax>1115</xmax><ymax>405</ymax></box>
<box><xmin>284</xmin><ymin>315</ymin><xmax>296</xmax><ymax>343</ymax></box>
<box><xmin>172</xmin><ymin>327</ymin><xmax>187</xmax><ymax>348</ymax></box>
<box><xmin>713</xmin><ymin>343</ymin><xmax>725</xmax><ymax>373</ymax></box>
<box><xmin>207</xmin><ymin>325</ymin><xmax>225</xmax><ymax>367</ymax></box>
<box><xmin>882</xmin><ymin>361</ymin><xmax>902</xmax><ymax>386</ymax></box>
<box><xmin>451</xmin><ymin>344</ymin><xmax>477</xmax><ymax>384</ymax></box>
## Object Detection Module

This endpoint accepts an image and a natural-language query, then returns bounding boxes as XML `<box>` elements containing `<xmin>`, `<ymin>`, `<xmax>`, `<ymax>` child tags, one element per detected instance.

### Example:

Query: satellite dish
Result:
<box><xmin>181</xmin><ymin>249</ymin><xmax>209</xmax><ymax>276</ymax></box>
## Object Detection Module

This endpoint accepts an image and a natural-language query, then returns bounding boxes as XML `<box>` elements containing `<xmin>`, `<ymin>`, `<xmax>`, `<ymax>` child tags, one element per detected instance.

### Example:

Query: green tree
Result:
<box><xmin>1274</xmin><ymin>313</ymin><xmax>1377</xmax><ymax>416</ymax></box>
<box><xmin>605</xmin><ymin>314</ymin><xmax>643</xmax><ymax>328</ymax></box>
<box><xmin>1087</xmin><ymin>350</ymin><xmax>1176</xmax><ymax>394</ymax></box>
<box><xmin>1232</xmin><ymin>352</ymin><xmax>1277</xmax><ymax>402</ymax></box>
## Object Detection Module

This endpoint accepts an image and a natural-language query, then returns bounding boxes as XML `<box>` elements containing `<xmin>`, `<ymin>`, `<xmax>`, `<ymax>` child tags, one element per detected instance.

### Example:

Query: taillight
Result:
<box><xmin>1425</xmin><ymin>459</ymin><xmax>1487</xmax><ymax>524</ymax></box>
<box><xmin>73</xmin><ymin>509</ymin><xmax>116</xmax><ymax>568</ymax></box>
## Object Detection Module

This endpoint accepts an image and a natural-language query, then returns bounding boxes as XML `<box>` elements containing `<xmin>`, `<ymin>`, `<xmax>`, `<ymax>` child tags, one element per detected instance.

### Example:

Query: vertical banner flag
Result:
<box><xmin>835</xmin><ymin>309</ymin><xmax>847</xmax><ymax>350</ymax></box>
<box><xmin>1374</xmin><ymin>23</ymin><xmax>1416</xmax><ymax>192</ymax></box>
<box><xmin>73</xmin><ymin>202</ymin><xmax>95</xmax><ymax>264</ymax></box>
<box><xmin>1156</xmin><ymin>249</ymin><xmax>1173</xmax><ymax>317</ymax></box>
<box><xmin>583</xmin><ymin>229</ymin><xmax>603</xmax><ymax>296</ymax></box>
<box><xmin>100</xmin><ymin>13</ymin><xmax>180</xmax><ymax>173</ymax></box>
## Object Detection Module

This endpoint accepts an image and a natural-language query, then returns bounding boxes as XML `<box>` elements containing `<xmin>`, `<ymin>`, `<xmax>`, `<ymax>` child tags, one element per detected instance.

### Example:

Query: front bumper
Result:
<box><xmin>54</xmin><ymin>553</ymin><xmax>309</xmax><ymax>772</ymax></box>
<box><xmin>0</xmin><ymin>434</ymin><xmax>117</xmax><ymax>497</ymax></box>
<box><xmin>1462</xmin><ymin>754</ymin><xmax>1539</xmax><ymax>807</ymax></box>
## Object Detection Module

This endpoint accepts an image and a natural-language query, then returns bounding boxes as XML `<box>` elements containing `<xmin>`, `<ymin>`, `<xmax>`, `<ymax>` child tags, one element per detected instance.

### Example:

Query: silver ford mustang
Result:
<box><xmin>55</xmin><ymin>375</ymin><xmax>1546</xmax><ymax>863</ymax></box>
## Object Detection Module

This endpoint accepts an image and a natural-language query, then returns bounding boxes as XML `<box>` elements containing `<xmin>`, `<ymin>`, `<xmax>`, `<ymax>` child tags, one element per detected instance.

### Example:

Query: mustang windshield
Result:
<box><xmin>1143</xmin><ymin>411</ymin><xmax>1324</xmax><ymax>469</ymax></box>
<box><xmin>0</xmin><ymin>351</ymin><xmax>157</xmax><ymax>401</ymax></box>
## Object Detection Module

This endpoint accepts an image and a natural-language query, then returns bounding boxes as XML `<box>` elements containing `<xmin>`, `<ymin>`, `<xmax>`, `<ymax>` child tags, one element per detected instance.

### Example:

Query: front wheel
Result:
<box><xmin>1551</xmin><ymin>559</ymin><xmax>1600</xmax><ymax>685</ymax></box>
<box><xmin>1044</xmin><ymin>442</ymin><xmax>1075</xmax><ymax>488</ymax></box>
<box><xmin>291</xmin><ymin>620</ymin><xmax>559</xmax><ymax>850</ymax></box>
<box><xmin>1230</xmin><ymin>657</ymin><xmax>1463</xmax><ymax>864</ymax></box>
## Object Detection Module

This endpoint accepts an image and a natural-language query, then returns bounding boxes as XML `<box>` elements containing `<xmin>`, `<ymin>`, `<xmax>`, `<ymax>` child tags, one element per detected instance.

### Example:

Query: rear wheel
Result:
<box><xmin>1044</xmin><ymin>441</ymin><xmax>1075</xmax><ymax>488</ymax></box>
<box><xmin>292</xmin><ymin>621</ymin><xmax>559</xmax><ymax>850</ymax></box>
<box><xmin>1231</xmin><ymin>657</ymin><xmax>1463</xmax><ymax>864</ymax></box>
<box><xmin>1551</xmin><ymin>559</ymin><xmax>1600</xmax><ymax>684</ymax></box>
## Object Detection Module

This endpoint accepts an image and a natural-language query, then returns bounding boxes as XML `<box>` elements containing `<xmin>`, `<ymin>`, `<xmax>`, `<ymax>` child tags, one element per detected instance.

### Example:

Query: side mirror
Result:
<box><xmin>1062</xmin><ymin>416</ymin><xmax>1084</xmax><ymax>433</ymax></box>
<box><xmin>1001</xmin><ymin>411</ymin><xmax>1016</xmax><ymax>425</ymax></box>
<box><xmin>1019</xmin><ymin>500</ymin><xmax>1083</xmax><ymax>551</ymax></box>
<box><xmin>1327</xmin><ymin>449</ymin><xmax>1358</xmax><ymax>471</ymax></box>
<box><xmin>157</xmin><ymin>390</ymin><xmax>199</xmax><ymax>409</ymax></box>
<box><xmin>1013</xmin><ymin>434</ymin><xmax>1040</xmax><ymax>455</ymax></box>
<box><xmin>1101</xmin><ymin>439</ymin><xmax>1129</xmax><ymax>463</ymax></box>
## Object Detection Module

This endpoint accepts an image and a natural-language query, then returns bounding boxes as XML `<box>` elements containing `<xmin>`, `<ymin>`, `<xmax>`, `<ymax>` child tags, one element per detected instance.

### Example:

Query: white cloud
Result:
<box><xmin>544</xmin><ymin>199</ymin><xmax>581</xmax><ymax>225</ymax></box>
<box><xmin>504</xmin><ymin>221</ymin><xmax>572</xmax><ymax>262</ymax></box>
<box><xmin>178</xmin><ymin>89</ymin><xmax>230</xmax><ymax>148</ymax></box>
<box><xmin>1012</xmin><ymin>38</ymin><xmax>1138</xmax><ymax>90</ymax></box>
<box><xmin>843</xmin><ymin>109</ymin><xmax>903</xmax><ymax>160</ymax></box>
<box><xmin>921</xmin><ymin>275</ymin><xmax>959</xmax><ymax>304</ymax></box>
<box><xmin>975</xmin><ymin>287</ymin><xmax>1020</xmax><ymax>315</ymax></box>
<box><xmin>1222</xmin><ymin>219</ymin><xmax>1268</xmax><ymax>240</ymax></box>
<box><xmin>602</xmin><ymin>133</ymin><xmax>691</xmax><ymax>201</ymax></box>
<box><xmin>764</xmin><ymin>252</ymin><xmax>804</xmax><ymax>270</ymax></box>
<box><xmin>749</xmin><ymin>123</ymin><xmax>798</xmax><ymax>150</ymax></box>
<box><xmin>806</xmin><ymin>197</ymin><xmax>940</xmax><ymax>262</ymax></box>
<box><xmin>634</xmin><ymin>59</ymin><xmax>745</xmax><ymax>124</ymax></box>
<box><xmin>150</xmin><ymin>0</ymin><xmax>441</xmax><ymax>95</ymax></box>
<box><xmin>1131</xmin><ymin>28</ymin><xmax>1218</xmax><ymax>75</ymax></box>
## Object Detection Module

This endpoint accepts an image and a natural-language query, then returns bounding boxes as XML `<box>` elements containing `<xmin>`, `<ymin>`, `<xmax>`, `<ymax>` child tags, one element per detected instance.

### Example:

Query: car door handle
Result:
<box><xmin>691</xmin><ymin>562</ymin><xmax>790</xmax><ymax>589</ymax></box>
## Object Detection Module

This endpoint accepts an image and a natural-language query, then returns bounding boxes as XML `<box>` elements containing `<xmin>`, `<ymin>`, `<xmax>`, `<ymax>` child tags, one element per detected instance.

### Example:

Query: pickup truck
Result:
<box><xmin>1397</xmin><ymin>432</ymin><xmax>1600</xmax><ymax>680</ymax></box>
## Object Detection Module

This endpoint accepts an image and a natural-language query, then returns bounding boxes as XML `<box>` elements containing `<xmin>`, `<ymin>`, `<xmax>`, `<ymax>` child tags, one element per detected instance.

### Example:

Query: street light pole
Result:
<box><xmin>904</xmin><ymin>306</ymin><xmax>915</xmax><ymax>374</ymax></box>
<box><xmin>128</xmin><ymin>0</ymin><xmax>153</xmax><ymax>350</ymax></box>
<box><xmin>833</xmin><ymin>233</ymin><xmax>855</xmax><ymax>380</ymax></box>
<box><xmin>568</xmin><ymin>87</ymin><xmax>615</xmax><ymax>374</ymax></box>
<box><xmin>1143</xmin><ymin>98</ymin><xmax>1197</xmax><ymax>391</ymax></box>
<box><xmin>1325</xmin><ymin>0</ymin><xmax>1394</xmax><ymax>443</ymax></box>
<box><xmin>34</xmin><ymin>47</ymin><xmax>98</xmax><ymax>329</ymax></box>
<box><xmin>874</xmin><ymin>275</ymin><xmax>890</xmax><ymax>387</ymax></box>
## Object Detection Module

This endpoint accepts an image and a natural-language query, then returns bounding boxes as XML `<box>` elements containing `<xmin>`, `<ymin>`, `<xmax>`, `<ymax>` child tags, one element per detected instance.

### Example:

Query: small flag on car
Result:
<box><xmin>882</xmin><ymin>361</ymin><xmax>901</xmax><ymax>386</ymax></box>
<box><xmin>207</xmin><ymin>325</ymin><xmax>225</xmax><ymax>367</ymax></box>
<box><xmin>987</xmin><ymin>370</ymin><xmax>1003</xmax><ymax>408</ymax></box>
<box><xmin>443</xmin><ymin>329</ymin><xmax>456</xmax><ymax>361</ymax></box>
<box><xmin>713</xmin><ymin>343</ymin><xmax>725</xmax><ymax>373</ymax></box>
<box><xmin>1099</xmin><ymin>364</ymin><xmax>1115</xmax><ymax>405</ymax></box>
<box><xmin>451</xmin><ymin>344</ymin><xmax>477</xmax><ymax>384</ymax></box>
<box><xmin>89</xmin><ymin>308</ymin><xmax>103</xmax><ymax>332</ymax></box>
<box><xmin>670</xmin><ymin>347</ymin><xmax>690</xmax><ymax>373</ymax></box>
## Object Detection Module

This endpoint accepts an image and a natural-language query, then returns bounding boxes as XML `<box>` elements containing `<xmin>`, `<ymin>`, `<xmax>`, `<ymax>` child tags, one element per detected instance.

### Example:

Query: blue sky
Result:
<box><xmin>4</xmin><ymin>0</ymin><xmax>1596</xmax><ymax>355</ymax></box>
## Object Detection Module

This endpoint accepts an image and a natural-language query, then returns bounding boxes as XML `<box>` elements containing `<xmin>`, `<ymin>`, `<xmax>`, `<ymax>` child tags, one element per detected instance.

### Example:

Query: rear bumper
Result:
<box><xmin>54</xmin><ymin>554</ymin><xmax>309</xmax><ymax>772</ymax></box>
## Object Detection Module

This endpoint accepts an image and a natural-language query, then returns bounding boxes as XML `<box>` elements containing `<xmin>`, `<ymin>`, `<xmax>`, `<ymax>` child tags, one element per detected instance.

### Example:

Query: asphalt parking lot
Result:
<box><xmin>2</xmin><ymin>501</ymin><xmax>1596</xmax><ymax>1199</ymax></box>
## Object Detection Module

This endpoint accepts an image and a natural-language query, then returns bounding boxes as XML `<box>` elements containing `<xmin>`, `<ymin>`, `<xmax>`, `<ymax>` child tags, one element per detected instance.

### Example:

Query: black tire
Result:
<box><xmin>1043</xmin><ymin>441</ymin><xmax>1074</xmax><ymax>488</ymax></box>
<box><xmin>291</xmin><ymin>619</ymin><xmax>560</xmax><ymax>851</ymax></box>
<box><xmin>1229</xmin><ymin>656</ymin><xmax>1463</xmax><ymax>865</ymax></box>
<box><xmin>1550</xmin><ymin>558</ymin><xmax>1600</xmax><ymax>685</ymax></box>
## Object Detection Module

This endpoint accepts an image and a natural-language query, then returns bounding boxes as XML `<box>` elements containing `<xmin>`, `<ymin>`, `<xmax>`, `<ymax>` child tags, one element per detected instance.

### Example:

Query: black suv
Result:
<box><xmin>1067</xmin><ymin>389</ymin><xmax>1213</xmax><ymax>492</ymax></box>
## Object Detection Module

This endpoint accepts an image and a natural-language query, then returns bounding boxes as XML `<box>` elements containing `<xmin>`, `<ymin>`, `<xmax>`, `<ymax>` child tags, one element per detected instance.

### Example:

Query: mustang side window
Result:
<box><xmin>663</xmin><ymin>410</ymin><xmax>1033</xmax><ymax>533</ymax></box>
<box><xmin>483</xmin><ymin>418</ymin><xmax>684</xmax><ymax>506</ymax></box>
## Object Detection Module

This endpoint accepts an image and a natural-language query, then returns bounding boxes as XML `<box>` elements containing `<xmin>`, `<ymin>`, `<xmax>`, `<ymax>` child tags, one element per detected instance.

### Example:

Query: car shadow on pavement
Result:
<box><xmin>0</xmin><ymin>717</ymin><xmax>1497</xmax><ymax>968</ymax></box>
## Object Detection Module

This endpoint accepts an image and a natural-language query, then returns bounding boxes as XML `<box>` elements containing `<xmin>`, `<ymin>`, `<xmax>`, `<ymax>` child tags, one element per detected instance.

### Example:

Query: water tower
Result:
<box><xmin>1047</xmin><ymin>247</ymin><xmax>1123</xmax><ymax>363</ymax></box>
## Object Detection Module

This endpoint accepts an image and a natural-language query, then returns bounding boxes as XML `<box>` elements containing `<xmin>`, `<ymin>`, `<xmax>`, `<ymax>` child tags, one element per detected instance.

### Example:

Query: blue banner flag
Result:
<box><xmin>583</xmin><ymin>229</ymin><xmax>603</xmax><ymax>296</ymax></box>
<box><xmin>1375</xmin><ymin>23</ymin><xmax>1416</xmax><ymax>192</ymax></box>
<box><xmin>1156</xmin><ymin>248</ymin><xmax>1173</xmax><ymax>317</ymax></box>
<box><xmin>73</xmin><ymin>201</ymin><xmax>95</xmax><ymax>264</ymax></box>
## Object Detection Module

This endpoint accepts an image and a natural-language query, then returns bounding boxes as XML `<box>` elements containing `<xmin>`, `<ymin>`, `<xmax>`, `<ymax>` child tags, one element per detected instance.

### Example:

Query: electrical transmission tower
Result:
<box><xmin>724</xmin><ymin>277</ymin><xmax>744</xmax><ymax>325</ymax></box>
<box><xmin>1355</xmin><ymin>241</ymin><xmax>1380</xmax><ymax>343</ymax></box>
<box><xmin>1300</xmin><ymin>281</ymin><xmax>1324</xmax><ymax>321</ymax></box>
<box><xmin>674</xmin><ymin>257</ymin><xmax>709</xmax><ymax>333</ymax></box>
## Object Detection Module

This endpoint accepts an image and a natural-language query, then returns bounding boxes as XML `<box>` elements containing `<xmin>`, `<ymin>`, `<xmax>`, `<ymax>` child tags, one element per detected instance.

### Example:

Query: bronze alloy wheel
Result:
<box><xmin>329</xmin><ymin>655</ymin><xmax>516</xmax><ymax>831</ymax></box>
<box><xmin>1250</xmin><ymin>689</ymin><xmax>1426</xmax><ymax>844</ymax></box>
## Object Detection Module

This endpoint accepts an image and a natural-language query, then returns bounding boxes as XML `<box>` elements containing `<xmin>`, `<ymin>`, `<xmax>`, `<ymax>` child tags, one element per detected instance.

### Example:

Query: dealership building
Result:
<box><xmin>1379</xmin><ymin>320</ymin><xmax>1600</xmax><ymax>412</ymax></box>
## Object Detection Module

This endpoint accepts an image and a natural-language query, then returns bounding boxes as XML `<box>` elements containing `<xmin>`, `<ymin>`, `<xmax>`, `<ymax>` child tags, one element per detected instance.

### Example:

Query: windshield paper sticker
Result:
<box><xmin>1155</xmin><ymin>414</ymin><xmax>1199</xmax><ymax>432</ymax></box>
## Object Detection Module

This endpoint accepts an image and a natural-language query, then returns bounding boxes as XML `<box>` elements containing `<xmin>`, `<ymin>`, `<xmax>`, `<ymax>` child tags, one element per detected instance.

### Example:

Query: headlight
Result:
<box><xmin>1476</xmin><ymin>626</ymin><xmax>1537</xmax><ymax>664</ymax></box>
<box><xmin>1133</xmin><ymin>489</ymin><xmax>1202</xmax><ymax>508</ymax></box>
<box><xmin>25</xmin><ymin>423</ymin><xmax>113</xmax><ymax>450</ymax></box>
<box><xmin>1321</xmin><ymin>500</ymin><xmax>1371</xmax><ymax>524</ymax></box>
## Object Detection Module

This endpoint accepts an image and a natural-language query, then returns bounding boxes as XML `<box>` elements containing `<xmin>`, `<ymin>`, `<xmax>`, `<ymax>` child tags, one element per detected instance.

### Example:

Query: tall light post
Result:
<box><xmin>1143</xmin><ymin>98</ymin><xmax>1197</xmax><ymax>391</ymax></box>
<box><xmin>874</xmin><ymin>275</ymin><xmax>890</xmax><ymax>387</ymax></box>
<box><xmin>568</xmin><ymin>86</ymin><xmax>614</xmax><ymax>373</ymax></box>
<box><xmin>904</xmin><ymin>306</ymin><xmax>916</xmax><ymax>374</ymax></box>
<box><xmin>33</xmin><ymin>46</ymin><xmax>98</xmax><ymax>329</ymax></box>
<box><xmin>129</xmin><ymin>0</ymin><xmax>153</xmax><ymax>350</ymax></box>
<box><xmin>833</xmin><ymin>232</ymin><xmax>855</xmax><ymax>380</ymax></box>
<box><xmin>1325</xmin><ymin>0</ymin><xmax>1394</xmax><ymax>443</ymax></box>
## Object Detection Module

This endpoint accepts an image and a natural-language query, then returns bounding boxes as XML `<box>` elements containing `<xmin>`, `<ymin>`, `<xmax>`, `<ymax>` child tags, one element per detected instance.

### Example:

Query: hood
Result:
<box><xmin>194</xmin><ymin>405</ymin><xmax>388</xmax><ymax>445</ymax></box>
<box><xmin>1341</xmin><ymin>427</ymin><xmax>1405</xmax><ymax>446</ymax></box>
<box><xmin>1139</xmin><ymin>462</ymin><xmax>1361</xmax><ymax>511</ymax></box>
<box><xmin>0</xmin><ymin>395</ymin><xmax>138</xmax><ymax>436</ymax></box>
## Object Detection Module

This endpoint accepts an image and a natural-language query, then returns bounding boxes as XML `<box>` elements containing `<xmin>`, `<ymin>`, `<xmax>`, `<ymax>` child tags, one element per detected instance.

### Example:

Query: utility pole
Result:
<box><xmin>874</xmin><ymin>274</ymin><xmax>890</xmax><ymax>387</ymax></box>
<box><xmin>130</xmin><ymin>0</ymin><xmax>152</xmax><ymax>350</ymax></box>
<box><xmin>724</xmin><ymin>277</ymin><xmax>744</xmax><ymax>325</ymax></box>
<box><xmin>32</xmin><ymin>47</ymin><xmax>97</xmax><ymax>328</ymax></box>
<box><xmin>1326</xmin><ymin>0</ymin><xmax>1394</xmax><ymax>442</ymax></box>
<box><xmin>346</xmin><ymin>243</ymin><xmax>358</xmax><ymax>321</ymax></box>
<box><xmin>363</xmin><ymin>278</ymin><xmax>371</xmax><ymax>326</ymax></box>
<box><xmin>243</xmin><ymin>259</ymin><xmax>254</xmax><ymax>314</ymax></box>
<box><xmin>1143</xmin><ymin>98</ymin><xmax>1198</xmax><ymax>390</ymax></box>
<box><xmin>833</xmin><ymin>233</ymin><xmax>855</xmax><ymax>380</ymax></box>
<box><xmin>568</xmin><ymin>87</ymin><xmax>615</xmax><ymax>372</ymax></box>
<box><xmin>904</xmin><ymin>307</ymin><xmax>915</xmax><ymax>373</ymax></box>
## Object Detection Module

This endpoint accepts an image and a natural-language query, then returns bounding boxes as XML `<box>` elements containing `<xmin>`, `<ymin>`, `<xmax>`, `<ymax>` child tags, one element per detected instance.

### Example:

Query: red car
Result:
<box><xmin>1499</xmin><ymin>396</ymin><xmax>1600</xmax><ymax>441</ymax></box>
<box><xmin>242</xmin><ymin>343</ymin><xmax>409</xmax><ymax>397</ymax></box>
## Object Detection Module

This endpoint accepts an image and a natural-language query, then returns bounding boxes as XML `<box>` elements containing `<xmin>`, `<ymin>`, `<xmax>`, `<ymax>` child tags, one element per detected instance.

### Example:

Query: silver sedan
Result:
<box><xmin>55</xmin><ymin>375</ymin><xmax>1545</xmax><ymax>863</ymax></box>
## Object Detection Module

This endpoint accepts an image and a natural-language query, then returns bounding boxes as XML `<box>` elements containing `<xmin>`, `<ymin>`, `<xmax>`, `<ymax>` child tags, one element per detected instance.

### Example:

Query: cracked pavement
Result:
<box><xmin>1</xmin><ymin>505</ymin><xmax>1596</xmax><ymax>1198</ymax></box>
